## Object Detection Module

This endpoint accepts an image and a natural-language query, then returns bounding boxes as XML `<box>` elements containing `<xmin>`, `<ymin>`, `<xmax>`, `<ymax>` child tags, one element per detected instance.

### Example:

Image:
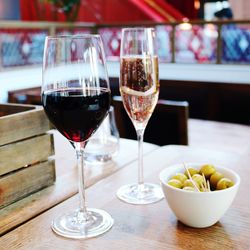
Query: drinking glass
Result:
<box><xmin>84</xmin><ymin>106</ymin><xmax>120</xmax><ymax>164</ymax></box>
<box><xmin>117</xmin><ymin>27</ymin><xmax>164</xmax><ymax>204</ymax></box>
<box><xmin>42</xmin><ymin>35</ymin><xmax>114</xmax><ymax>238</ymax></box>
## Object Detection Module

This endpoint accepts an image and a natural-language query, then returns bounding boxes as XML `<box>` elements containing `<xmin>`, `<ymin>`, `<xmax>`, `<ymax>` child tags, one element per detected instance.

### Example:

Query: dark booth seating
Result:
<box><xmin>112</xmin><ymin>96</ymin><xmax>189</xmax><ymax>146</ymax></box>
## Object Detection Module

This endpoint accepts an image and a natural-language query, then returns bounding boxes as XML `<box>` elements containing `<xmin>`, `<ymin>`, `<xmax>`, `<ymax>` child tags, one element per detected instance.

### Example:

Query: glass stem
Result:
<box><xmin>75</xmin><ymin>142</ymin><xmax>89</xmax><ymax>223</ymax></box>
<box><xmin>137</xmin><ymin>129</ymin><xmax>145</xmax><ymax>187</ymax></box>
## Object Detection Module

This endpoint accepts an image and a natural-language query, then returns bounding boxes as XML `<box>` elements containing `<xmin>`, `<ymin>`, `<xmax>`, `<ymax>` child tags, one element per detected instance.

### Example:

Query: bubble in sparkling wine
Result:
<box><xmin>120</xmin><ymin>56</ymin><xmax>159</xmax><ymax>125</ymax></box>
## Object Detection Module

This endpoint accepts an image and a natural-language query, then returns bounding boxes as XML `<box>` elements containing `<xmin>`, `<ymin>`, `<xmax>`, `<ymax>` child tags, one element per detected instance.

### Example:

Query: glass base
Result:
<box><xmin>84</xmin><ymin>136</ymin><xmax>119</xmax><ymax>164</ymax></box>
<box><xmin>84</xmin><ymin>152</ymin><xmax>113</xmax><ymax>164</ymax></box>
<box><xmin>51</xmin><ymin>208</ymin><xmax>114</xmax><ymax>239</ymax></box>
<box><xmin>116</xmin><ymin>183</ymin><xmax>164</xmax><ymax>205</ymax></box>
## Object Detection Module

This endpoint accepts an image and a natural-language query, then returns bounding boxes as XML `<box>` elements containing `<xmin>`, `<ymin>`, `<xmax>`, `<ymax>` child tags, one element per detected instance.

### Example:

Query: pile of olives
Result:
<box><xmin>167</xmin><ymin>164</ymin><xmax>234</xmax><ymax>192</ymax></box>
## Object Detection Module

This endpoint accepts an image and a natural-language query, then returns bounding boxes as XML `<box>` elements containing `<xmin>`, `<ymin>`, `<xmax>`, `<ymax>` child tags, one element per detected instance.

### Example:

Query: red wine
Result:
<box><xmin>42</xmin><ymin>88</ymin><xmax>111</xmax><ymax>142</ymax></box>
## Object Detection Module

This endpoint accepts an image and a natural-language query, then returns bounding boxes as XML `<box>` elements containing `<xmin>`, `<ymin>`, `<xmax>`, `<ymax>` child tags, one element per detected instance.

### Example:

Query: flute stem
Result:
<box><xmin>137</xmin><ymin>129</ymin><xmax>145</xmax><ymax>186</ymax></box>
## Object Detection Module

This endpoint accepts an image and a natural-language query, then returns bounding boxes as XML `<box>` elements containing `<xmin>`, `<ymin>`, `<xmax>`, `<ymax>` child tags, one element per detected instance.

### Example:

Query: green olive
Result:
<box><xmin>200</xmin><ymin>164</ymin><xmax>216</xmax><ymax>179</ymax></box>
<box><xmin>192</xmin><ymin>174</ymin><xmax>204</xmax><ymax>187</ymax></box>
<box><xmin>184</xmin><ymin>167</ymin><xmax>199</xmax><ymax>177</ymax></box>
<box><xmin>216</xmin><ymin>178</ymin><xmax>234</xmax><ymax>190</ymax></box>
<box><xmin>172</xmin><ymin>173</ymin><xmax>188</xmax><ymax>184</ymax></box>
<box><xmin>183</xmin><ymin>179</ymin><xmax>195</xmax><ymax>188</ymax></box>
<box><xmin>183</xmin><ymin>186</ymin><xmax>195</xmax><ymax>192</ymax></box>
<box><xmin>210</xmin><ymin>171</ymin><xmax>224</xmax><ymax>189</ymax></box>
<box><xmin>167</xmin><ymin>179</ymin><xmax>182</xmax><ymax>189</ymax></box>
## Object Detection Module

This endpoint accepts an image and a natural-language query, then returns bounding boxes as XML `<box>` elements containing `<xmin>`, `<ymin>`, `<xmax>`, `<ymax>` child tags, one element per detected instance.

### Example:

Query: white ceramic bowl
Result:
<box><xmin>159</xmin><ymin>163</ymin><xmax>240</xmax><ymax>228</ymax></box>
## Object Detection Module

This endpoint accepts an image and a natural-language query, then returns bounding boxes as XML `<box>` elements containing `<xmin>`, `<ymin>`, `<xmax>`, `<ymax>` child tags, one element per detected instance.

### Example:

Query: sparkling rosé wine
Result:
<box><xmin>120</xmin><ymin>56</ymin><xmax>159</xmax><ymax>127</ymax></box>
<box><xmin>42</xmin><ymin>88</ymin><xmax>111</xmax><ymax>142</ymax></box>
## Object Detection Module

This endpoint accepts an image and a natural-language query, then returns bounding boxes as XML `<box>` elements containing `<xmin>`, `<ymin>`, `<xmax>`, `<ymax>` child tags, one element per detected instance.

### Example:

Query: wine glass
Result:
<box><xmin>42</xmin><ymin>35</ymin><xmax>114</xmax><ymax>239</ymax></box>
<box><xmin>116</xmin><ymin>27</ymin><xmax>164</xmax><ymax>205</ymax></box>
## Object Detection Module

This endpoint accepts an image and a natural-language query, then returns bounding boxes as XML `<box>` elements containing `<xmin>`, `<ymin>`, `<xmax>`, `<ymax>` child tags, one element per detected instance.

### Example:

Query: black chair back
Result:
<box><xmin>112</xmin><ymin>96</ymin><xmax>189</xmax><ymax>146</ymax></box>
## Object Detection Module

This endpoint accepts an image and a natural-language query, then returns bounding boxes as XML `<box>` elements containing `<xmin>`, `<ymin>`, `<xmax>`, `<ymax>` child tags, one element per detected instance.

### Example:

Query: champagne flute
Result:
<box><xmin>42</xmin><ymin>35</ymin><xmax>113</xmax><ymax>238</ymax></box>
<box><xmin>117</xmin><ymin>27</ymin><xmax>164</xmax><ymax>205</ymax></box>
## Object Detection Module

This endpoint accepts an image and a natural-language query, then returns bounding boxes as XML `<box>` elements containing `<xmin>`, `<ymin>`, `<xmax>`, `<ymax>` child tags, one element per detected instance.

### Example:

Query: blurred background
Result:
<box><xmin>0</xmin><ymin>0</ymin><xmax>249</xmax><ymax>67</ymax></box>
<box><xmin>1</xmin><ymin>0</ymin><xmax>250</xmax><ymax>126</ymax></box>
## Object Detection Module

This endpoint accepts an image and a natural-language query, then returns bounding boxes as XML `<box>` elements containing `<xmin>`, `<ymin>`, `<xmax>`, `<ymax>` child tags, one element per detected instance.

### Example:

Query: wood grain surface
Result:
<box><xmin>189</xmin><ymin>118</ymin><xmax>250</xmax><ymax>155</ymax></box>
<box><xmin>1</xmin><ymin>119</ymin><xmax>250</xmax><ymax>249</ymax></box>
<box><xmin>2</xmin><ymin>145</ymin><xmax>250</xmax><ymax>250</ymax></box>
<box><xmin>0</xmin><ymin>160</ymin><xmax>55</xmax><ymax>209</ymax></box>
<box><xmin>0</xmin><ymin>133</ymin><xmax>54</xmax><ymax>176</ymax></box>
<box><xmin>0</xmin><ymin>104</ymin><xmax>50</xmax><ymax>146</ymax></box>
<box><xmin>0</xmin><ymin>132</ymin><xmax>158</xmax><ymax>235</ymax></box>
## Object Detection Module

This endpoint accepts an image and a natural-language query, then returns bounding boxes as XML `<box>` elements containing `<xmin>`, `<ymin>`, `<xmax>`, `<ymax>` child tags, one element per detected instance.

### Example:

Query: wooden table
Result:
<box><xmin>1</xmin><ymin>120</ymin><xmax>250</xmax><ymax>249</ymax></box>
<box><xmin>0</xmin><ymin>132</ymin><xmax>158</xmax><ymax>235</ymax></box>
<box><xmin>1</xmin><ymin>143</ymin><xmax>250</xmax><ymax>249</ymax></box>
<box><xmin>189</xmin><ymin>119</ymin><xmax>250</xmax><ymax>155</ymax></box>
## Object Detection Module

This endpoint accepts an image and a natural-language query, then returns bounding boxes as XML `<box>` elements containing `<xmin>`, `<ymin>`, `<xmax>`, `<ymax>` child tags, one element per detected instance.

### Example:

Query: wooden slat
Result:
<box><xmin>0</xmin><ymin>133</ymin><xmax>54</xmax><ymax>176</ymax></box>
<box><xmin>0</xmin><ymin>103</ymin><xmax>34</xmax><ymax>116</ymax></box>
<box><xmin>0</xmin><ymin>104</ymin><xmax>50</xmax><ymax>146</ymax></box>
<box><xmin>0</xmin><ymin>160</ymin><xmax>55</xmax><ymax>209</ymax></box>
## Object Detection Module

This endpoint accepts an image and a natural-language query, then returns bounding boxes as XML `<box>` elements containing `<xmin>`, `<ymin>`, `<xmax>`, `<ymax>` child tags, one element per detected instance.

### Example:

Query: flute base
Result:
<box><xmin>116</xmin><ymin>183</ymin><xmax>164</xmax><ymax>205</ymax></box>
<box><xmin>51</xmin><ymin>208</ymin><xmax>114</xmax><ymax>239</ymax></box>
